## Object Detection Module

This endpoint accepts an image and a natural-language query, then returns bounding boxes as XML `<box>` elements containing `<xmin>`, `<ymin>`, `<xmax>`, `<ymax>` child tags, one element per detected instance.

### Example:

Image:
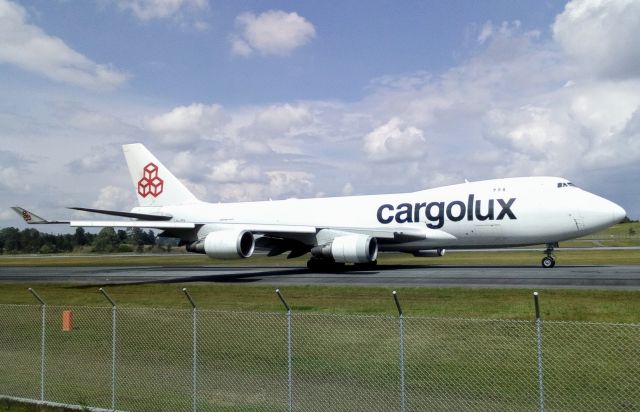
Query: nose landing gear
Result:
<box><xmin>541</xmin><ymin>243</ymin><xmax>558</xmax><ymax>268</ymax></box>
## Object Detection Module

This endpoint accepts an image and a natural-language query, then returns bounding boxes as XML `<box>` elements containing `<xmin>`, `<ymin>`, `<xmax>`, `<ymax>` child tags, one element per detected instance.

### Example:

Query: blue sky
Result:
<box><xmin>18</xmin><ymin>1</ymin><xmax>564</xmax><ymax>103</ymax></box>
<box><xmin>1</xmin><ymin>0</ymin><xmax>639</xmax><ymax>229</ymax></box>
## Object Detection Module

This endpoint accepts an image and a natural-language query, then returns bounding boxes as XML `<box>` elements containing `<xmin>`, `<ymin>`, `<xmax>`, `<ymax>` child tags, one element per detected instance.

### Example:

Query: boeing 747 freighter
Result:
<box><xmin>13</xmin><ymin>144</ymin><xmax>626</xmax><ymax>269</ymax></box>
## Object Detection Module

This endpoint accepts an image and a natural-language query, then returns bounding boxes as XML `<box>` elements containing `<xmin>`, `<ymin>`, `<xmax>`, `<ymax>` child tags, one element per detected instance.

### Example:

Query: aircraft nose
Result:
<box><xmin>583</xmin><ymin>196</ymin><xmax>626</xmax><ymax>228</ymax></box>
<box><xmin>610</xmin><ymin>202</ymin><xmax>626</xmax><ymax>223</ymax></box>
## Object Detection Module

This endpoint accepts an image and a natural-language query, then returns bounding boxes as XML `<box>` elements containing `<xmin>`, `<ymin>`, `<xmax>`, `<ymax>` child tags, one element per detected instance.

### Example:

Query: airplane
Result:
<box><xmin>13</xmin><ymin>143</ymin><xmax>626</xmax><ymax>269</ymax></box>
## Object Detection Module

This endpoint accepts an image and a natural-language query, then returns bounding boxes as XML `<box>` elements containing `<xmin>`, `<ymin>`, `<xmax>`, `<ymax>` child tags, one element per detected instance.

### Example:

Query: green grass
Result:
<box><xmin>0</xmin><ymin>405</ymin><xmax>29</xmax><ymax>412</ymax></box>
<box><xmin>0</xmin><ymin>283</ymin><xmax>639</xmax><ymax>323</ymax></box>
<box><xmin>1</xmin><ymin>282</ymin><xmax>638</xmax><ymax>410</ymax></box>
<box><xmin>0</xmin><ymin>299</ymin><xmax>637</xmax><ymax>411</ymax></box>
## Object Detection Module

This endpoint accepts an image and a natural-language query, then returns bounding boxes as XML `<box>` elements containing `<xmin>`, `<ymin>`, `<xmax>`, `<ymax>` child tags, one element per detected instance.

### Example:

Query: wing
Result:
<box><xmin>197</xmin><ymin>221</ymin><xmax>454</xmax><ymax>242</ymax></box>
<box><xmin>249</xmin><ymin>223</ymin><xmax>455</xmax><ymax>258</ymax></box>
<box><xmin>12</xmin><ymin>207</ymin><xmax>455</xmax><ymax>257</ymax></box>
<box><xmin>68</xmin><ymin>207</ymin><xmax>173</xmax><ymax>221</ymax></box>
<box><xmin>11</xmin><ymin>206</ymin><xmax>193</xmax><ymax>230</ymax></box>
<box><xmin>69</xmin><ymin>220</ymin><xmax>196</xmax><ymax>229</ymax></box>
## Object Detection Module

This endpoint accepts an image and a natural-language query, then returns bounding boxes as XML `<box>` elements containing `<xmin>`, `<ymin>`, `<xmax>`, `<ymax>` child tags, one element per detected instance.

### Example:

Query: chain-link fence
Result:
<box><xmin>0</xmin><ymin>293</ymin><xmax>638</xmax><ymax>411</ymax></box>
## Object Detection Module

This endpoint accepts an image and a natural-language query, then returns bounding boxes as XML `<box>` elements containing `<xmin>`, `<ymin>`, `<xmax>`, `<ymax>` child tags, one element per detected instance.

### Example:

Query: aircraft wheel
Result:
<box><xmin>307</xmin><ymin>258</ymin><xmax>345</xmax><ymax>272</ymax></box>
<box><xmin>306</xmin><ymin>258</ymin><xmax>321</xmax><ymax>270</ymax></box>
<box><xmin>354</xmin><ymin>260</ymin><xmax>378</xmax><ymax>270</ymax></box>
<box><xmin>541</xmin><ymin>256</ymin><xmax>556</xmax><ymax>268</ymax></box>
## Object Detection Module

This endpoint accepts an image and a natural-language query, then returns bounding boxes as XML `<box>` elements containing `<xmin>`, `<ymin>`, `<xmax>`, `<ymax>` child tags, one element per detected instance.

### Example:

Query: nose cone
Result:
<box><xmin>581</xmin><ymin>195</ymin><xmax>626</xmax><ymax>230</ymax></box>
<box><xmin>610</xmin><ymin>202</ymin><xmax>626</xmax><ymax>223</ymax></box>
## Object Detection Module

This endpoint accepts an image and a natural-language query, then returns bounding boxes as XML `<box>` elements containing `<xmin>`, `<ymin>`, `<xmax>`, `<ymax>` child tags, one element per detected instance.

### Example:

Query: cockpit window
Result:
<box><xmin>557</xmin><ymin>182</ymin><xmax>577</xmax><ymax>188</ymax></box>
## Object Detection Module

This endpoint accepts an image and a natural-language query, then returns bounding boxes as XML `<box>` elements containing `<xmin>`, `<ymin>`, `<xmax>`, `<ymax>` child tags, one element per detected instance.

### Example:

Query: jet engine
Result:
<box><xmin>311</xmin><ymin>234</ymin><xmax>378</xmax><ymax>263</ymax></box>
<box><xmin>188</xmin><ymin>230</ymin><xmax>255</xmax><ymax>259</ymax></box>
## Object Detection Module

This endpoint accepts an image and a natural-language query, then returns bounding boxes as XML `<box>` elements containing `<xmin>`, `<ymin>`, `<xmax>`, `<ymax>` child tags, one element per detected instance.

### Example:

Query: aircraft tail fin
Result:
<box><xmin>122</xmin><ymin>143</ymin><xmax>199</xmax><ymax>207</ymax></box>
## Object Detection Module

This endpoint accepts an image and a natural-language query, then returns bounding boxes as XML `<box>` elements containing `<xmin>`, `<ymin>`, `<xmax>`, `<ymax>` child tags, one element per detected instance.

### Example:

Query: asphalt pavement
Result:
<box><xmin>0</xmin><ymin>264</ymin><xmax>638</xmax><ymax>289</ymax></box>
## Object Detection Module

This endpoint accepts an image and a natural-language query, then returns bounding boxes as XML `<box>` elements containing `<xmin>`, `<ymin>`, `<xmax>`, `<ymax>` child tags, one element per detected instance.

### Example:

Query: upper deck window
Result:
<box><xmin>557</xmin><ymin>182</ymin><xmax>577</xmax><ymax>188</ymax></box>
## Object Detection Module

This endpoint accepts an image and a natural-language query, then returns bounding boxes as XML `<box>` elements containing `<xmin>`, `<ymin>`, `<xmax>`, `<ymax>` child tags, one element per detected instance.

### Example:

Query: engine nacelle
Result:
<box><xmin>190</xmin><ymin>230</ymin><xmax>255</xmax><ymax>259</ymax></box>
<box><xmin>412</xmin><ymin>248</ymin><xmax>446</xmax><ymax>258</ymax></box>
<box><xmin>311</xmin><ymin>234</ymin><xmax>378</xmax><ymax>263</ymax></box>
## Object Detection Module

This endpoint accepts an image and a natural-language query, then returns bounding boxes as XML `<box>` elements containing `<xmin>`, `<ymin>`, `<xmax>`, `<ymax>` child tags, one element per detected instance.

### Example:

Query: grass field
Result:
<box><xmin>0</xmin><ymin>224</ymin><xmax>638</xmax><ymax>410</ymax></box>
<box><xmin>0</xmin><ymin>297</ymin><xmax>637</xmax><ymax>411</ymax></box>
<box><xmin>0</xmin><ymin>283</ymin><xmax>638</xmax><ymax>323</ymax></box>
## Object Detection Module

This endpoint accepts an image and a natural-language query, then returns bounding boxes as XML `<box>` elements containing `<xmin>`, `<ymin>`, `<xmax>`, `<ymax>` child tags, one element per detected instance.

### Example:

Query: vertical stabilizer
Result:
<box><xmin>123</xmin><ymin>143</ymin><xmax>199</xmax><ymax>207</ymax></box>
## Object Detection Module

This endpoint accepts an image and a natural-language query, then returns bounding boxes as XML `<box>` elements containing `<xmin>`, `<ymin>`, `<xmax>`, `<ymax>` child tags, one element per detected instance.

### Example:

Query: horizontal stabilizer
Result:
<box><xmin>11</xmin><ymin>207</ymin><xmax>69</xmax><ymax>224</ymax></box>
<box><xmin>68</xmin><ymin>207</ymin><xmax>172</xmax><ymax>221</ymax></box>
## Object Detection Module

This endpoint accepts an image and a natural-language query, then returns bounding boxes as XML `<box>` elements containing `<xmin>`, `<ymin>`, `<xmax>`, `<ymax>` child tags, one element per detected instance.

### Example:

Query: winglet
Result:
<box><xmin>11</xmin><ymin>207</ymin><xmax>68</xmax><ymax>224</ymax></box>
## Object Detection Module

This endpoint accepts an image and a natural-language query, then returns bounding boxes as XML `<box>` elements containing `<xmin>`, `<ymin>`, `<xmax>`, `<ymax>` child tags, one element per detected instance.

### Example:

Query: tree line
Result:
<box><xmin>0</xmin><ymin>227</ymin><xmax>161</xmax><ymax>254</ymax></box>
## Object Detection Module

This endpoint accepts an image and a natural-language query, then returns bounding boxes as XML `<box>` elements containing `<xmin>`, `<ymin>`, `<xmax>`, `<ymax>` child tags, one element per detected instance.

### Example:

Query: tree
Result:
<box><xmin>0</xmin><ymin>228</ymin><xmax>21</xmax><ymax>254</ymax></box>
<box><xmin>142</xmin><ymin>230</ymin><xmax>156</xmax><ymax>245</ymax></box>
<box><xmin>20</xmin><ymin>228</ymin><xmax>43</xmax><ymax>253</ymax></box>
<box><xmin>129</xmin><ymin>227</ymin><xmax>144</xmax><ymax>253</ymax></box>
<box><xmin>93</xmin><ymin>227</ymin><xmax>119</xmax><ymax>253</ymax></box>
<box><xmin>73</xmin><ymin>227</ymin><xmax>88</xmax><ymax>247</ymax></box>
<box><xmin>117</xmin><ymin>229</ymin><xmax>128</xmax><ymax>243</ymax></box>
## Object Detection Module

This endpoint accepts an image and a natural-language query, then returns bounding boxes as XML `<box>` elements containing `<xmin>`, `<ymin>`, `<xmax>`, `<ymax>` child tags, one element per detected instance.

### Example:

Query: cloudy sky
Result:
<box><xmin>1</xmin><ymin>0</ymin><xmax>639</xmax><ymax>230</ymax></box>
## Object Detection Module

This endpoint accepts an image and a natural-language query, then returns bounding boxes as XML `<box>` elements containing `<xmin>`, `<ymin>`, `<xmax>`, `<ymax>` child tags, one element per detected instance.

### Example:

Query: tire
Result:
<box><xmin>541</xmin><ymin>256</ymin><xmax>556</xmax><ymax>268</ymax></box>
<box><xmin>354</xmin><ymin>260</ymin><xmax>378</xmax><ymax>270</ymax></box>
<box><xmin>307</xmin><ymin>258</ymin><xmax>345</xmax><ymax>272</ymax></box>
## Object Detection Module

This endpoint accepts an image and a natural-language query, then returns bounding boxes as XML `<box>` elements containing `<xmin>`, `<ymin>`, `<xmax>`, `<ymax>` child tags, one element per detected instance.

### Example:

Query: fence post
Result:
<box><xmin>28</xmin><ymin>288</ymin><xmax>46</xmax><ymax>402</ymax></box>
<box><xmin>393</xmin><ymin>291</ymin><xmax>407</xmax><ymax>412</ymax></box>
<box><xmin>182</xmin><ymin>288</ymin><xmax>198</xmax><ymax>412</ymax></box>
<box><xmin>533</xmin><ymin>292</ymin><xmax>545</xmax><ymax>412</ymax></box>
<box><xmin>276</xmin><ymin>289</ymin><xmax>293</xmax><ymax>412</ymax></box>
<box><xmin>99</xmin><ymin>288</ymin><xmax>117</xmax><ymax>412</ymax></box>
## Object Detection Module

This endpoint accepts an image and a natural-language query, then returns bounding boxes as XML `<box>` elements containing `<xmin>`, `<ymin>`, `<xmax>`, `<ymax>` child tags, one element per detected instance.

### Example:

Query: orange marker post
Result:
<box><xmin>62</xmin><ymin>310</ymin><xmax>73</xmax><ymax>332</ymax></box>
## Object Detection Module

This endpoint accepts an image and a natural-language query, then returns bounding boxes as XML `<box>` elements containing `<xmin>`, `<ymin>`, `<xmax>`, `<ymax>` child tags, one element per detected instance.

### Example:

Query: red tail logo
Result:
<box><xmin>22</xmin><ymin>210</ymin><xmax>32</xmax><ymax>222</ymax></box>
<box><xmin>137</xmin><ymin>163</ymin><xmax>164</xmax><ymax>198</ymax></box>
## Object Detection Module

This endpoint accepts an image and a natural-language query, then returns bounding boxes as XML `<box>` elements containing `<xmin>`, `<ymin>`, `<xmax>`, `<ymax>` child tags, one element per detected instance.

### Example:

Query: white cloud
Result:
<box><xmin>146</xmin><ymin>103</ymin><xmax>229</xmax><ymax>145</ymax></box>
<box><xmin>91</xmin><ymin>185</ymin><xmax>135</xmax><ymax>210</ymax></box>
<box><xmin>0</xmin><ymin>0</ymin><xmax>128</xmax><ymax>90</ymax></box>
<box><xmin>114</xmin><ymin>0</ymin><xmax>208</xmax><ymax>21</ymax></box>
<box><xmin>266</xmin><ymin>171</ymin><xmax>314</xmax><ymax>198</ymax></box>
<box><xmin>342</xmin><ymin>182</ymin><xmax>354</xmax><ymax>196</ymax></box>
<box><xmin>66</xmin><ymin>146</ymin><xmax>120</xmax><ymax>173</ymax></box>
<box><xmin>363</xmin><ymin>117</ymin><xmax>427</xmax><ymax>161</ymax></box>
<box><xmin>0</xmin><ymin>150</ymin><xmax>31</xmax><ymax>191</ymax></box>
<box><xmin>230</xmin><ymin>10</ymin><xmax>316</xmax><ymax>57</ymax></box>
<box><xmin>216</xmin><ymin>183</ymin><xmax>265</xmax><ymax>202</ymax></box>
<box><xmin>251</xmin><ymin>104</ymin><xmax>312</xmax><ymax>135</ymax></box>
<box><xmin>553</xmin><ymin>0</ymin><xmax>640</xmax><ymax>79</ymax></box>
<box><xmin>208</xmin><ymin>159</ymin><xmax>261</xmax><ymax>183</ymax></box>
<box><xmin>483</xmin><ymin>106</ymin><xmax>568</xmax><ymax>158</ymax></box>
<box><xmin>239</xmin><ymin>103</ymin><xmax>314</xmax><ymax>154</ymax></box>
<box><xmin>213</xmin><ymin>171</ymin><xmax>314</xmax><ymax>202</ymax></box>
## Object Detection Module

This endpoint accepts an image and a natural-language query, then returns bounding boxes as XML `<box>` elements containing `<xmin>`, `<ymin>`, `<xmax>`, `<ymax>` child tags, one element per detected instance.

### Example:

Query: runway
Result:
<box><xmin>0</xmin><ymin>265</ymin><xmax>639</xmax><ymax>289</ymax></box>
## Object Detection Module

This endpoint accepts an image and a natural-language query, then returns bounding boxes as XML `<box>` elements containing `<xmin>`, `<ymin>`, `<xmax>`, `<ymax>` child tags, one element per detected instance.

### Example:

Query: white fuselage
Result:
<box><xmin>135</xmin><ymin>177</ymin><xmax>626</xmax><ymax>251</ymax></box>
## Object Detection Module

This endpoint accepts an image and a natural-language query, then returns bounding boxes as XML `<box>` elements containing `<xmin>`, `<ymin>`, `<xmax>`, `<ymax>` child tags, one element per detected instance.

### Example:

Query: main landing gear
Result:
<box><xmin>306</xmin><ymin>257</ymin><xmax>378</xmax><ymax>271</ymax></box>
<box><xmin>541</xmin><ymin>243</ymin><xmax>558</xmax><ymax>268</ymax></box>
